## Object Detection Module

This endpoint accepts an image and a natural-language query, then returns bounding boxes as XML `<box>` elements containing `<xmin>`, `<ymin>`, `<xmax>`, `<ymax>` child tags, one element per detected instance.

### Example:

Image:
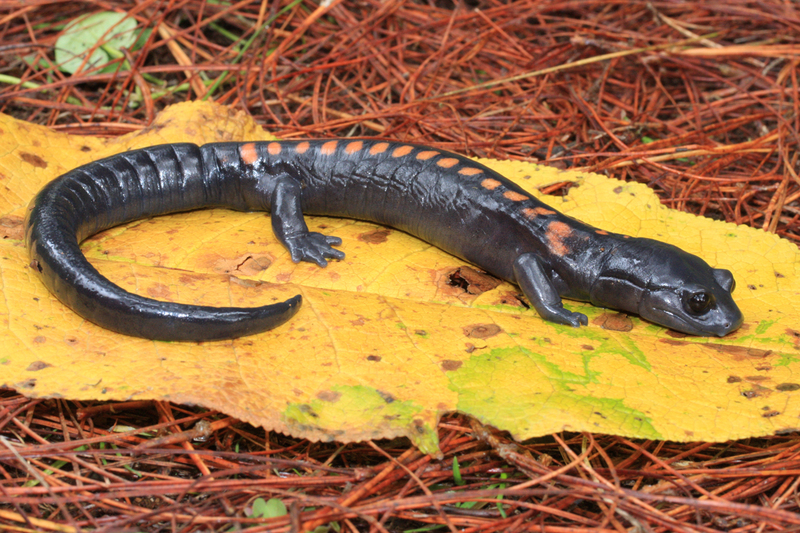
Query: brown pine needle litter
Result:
<box><xmin>1</xmin><ymin>0</ymin><xmax>800</xmax><ymax>531</ymax></box>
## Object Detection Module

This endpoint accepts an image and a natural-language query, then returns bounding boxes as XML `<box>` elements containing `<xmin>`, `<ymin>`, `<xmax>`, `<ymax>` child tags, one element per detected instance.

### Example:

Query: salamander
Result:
<box><xmin>24</xmin><ymin>140</ymin><xmax>744</xmax><ymax>341</ymax></box>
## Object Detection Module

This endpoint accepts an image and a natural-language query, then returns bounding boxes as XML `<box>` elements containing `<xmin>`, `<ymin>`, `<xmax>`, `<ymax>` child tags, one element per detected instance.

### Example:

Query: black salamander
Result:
<box><xmin>25</xmin><ymin>140</ymin><xmax>744</xmax><ymax>341</ymax></box>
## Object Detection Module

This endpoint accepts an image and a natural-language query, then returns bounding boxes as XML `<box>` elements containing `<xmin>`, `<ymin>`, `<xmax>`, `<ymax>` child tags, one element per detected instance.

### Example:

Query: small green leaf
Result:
<box><xmin>251</xmin><ymin>497</ymin><xmax>288</xmax><ymax>519</ymax></box>
<box><xmin>55</xmin><ymin>12</ymin><xmax>140</xmax><ymax>74</ymax></box>
<box><xmin>452</xmin><ymin>456</ymin><xmax>464</xmax><ymax>486</ymax></box>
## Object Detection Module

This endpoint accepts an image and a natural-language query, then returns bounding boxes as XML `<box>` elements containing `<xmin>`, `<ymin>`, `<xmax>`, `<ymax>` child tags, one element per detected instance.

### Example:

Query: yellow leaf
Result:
<box><xmin>2</xmin><ymin>101</ymin><xmax>799</xmax><ymax>454</ymax></box>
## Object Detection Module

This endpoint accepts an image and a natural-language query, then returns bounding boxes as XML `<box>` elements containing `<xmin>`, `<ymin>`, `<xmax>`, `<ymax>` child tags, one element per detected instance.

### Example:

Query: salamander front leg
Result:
<box><xmin>513</xmin><ymin>252</ymin><xmax>588</xmax><ymax>328</ymax></box>
<box><xmin>271</xmin><ymin>177</ymin><xmax>345</xmax><ymax>267</ymax></box>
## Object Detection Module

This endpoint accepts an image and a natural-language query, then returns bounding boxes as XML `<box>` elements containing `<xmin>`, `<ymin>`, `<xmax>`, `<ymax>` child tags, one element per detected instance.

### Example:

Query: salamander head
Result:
<box><xmin>636</xmin><ymin>242</ymin><xmax>743</xmax><ymax>337</ymax></box>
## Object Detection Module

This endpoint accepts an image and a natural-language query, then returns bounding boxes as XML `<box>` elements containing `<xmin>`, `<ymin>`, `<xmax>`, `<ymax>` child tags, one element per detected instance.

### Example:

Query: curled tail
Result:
<box><xmin>25</xmin><ymin>143</ymin><xmax>301</xmax><ymax>341</ymax></box>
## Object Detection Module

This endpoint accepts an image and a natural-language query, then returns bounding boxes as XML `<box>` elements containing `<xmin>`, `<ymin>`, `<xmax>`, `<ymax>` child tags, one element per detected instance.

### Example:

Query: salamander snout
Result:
<box><xmin>638</xmin><ymin>265</ymin><xmax>744</xmax><ymax>337</ymax></box>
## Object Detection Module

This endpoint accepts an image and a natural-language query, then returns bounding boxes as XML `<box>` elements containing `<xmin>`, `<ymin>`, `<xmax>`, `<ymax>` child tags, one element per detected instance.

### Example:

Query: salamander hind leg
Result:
<box><xmin>513</xmin><ymin>252</ymin><xmax>588</xmax><ymax>328</ymax></box>
<box><xmin>270</xmin><ymin>176</ymin><xmax>345</xmax><ymax>267</ymax></box>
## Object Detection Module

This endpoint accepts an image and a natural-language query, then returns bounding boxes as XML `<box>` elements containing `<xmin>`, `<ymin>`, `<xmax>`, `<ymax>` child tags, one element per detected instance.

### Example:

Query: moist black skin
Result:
<box><xmin>24</xmin><ymin>140</ymin><xmax>744</xmax><ymax>341</ymax></box>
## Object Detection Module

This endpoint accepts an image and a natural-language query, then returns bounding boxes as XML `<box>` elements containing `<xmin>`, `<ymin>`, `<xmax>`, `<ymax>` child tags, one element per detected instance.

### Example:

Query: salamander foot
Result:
<box><xmin>285</xmin><ymin>232</ymin><xmax>345</xmax><ymax>267</ymax></box>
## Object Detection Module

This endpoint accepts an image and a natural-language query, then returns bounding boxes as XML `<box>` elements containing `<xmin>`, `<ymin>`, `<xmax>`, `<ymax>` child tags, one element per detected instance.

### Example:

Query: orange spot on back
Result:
<box><xmin>267</xmin><ymin>142</ymin><xmax>282</xmax><ymax>155</ymax></box>
<box><xmin>392</xmin><ymin>145</ymin><xmax>414</xmax><ymax>158</ymax></box>
<box><xmin>522</xmin><ymin>207</ymin><xmax>556</xmax><ymax>219</ymax></box>
<box><xmin>296</xmin><ymin>141</ymin><xmax>310</xmax><ymax>154</ymax></box>
<box><xmin>321</xmin><ymin>141</ymin><xmax>338</xmax><ymax>155</ymax></box>
<box><xmin>458</xmin><ymin>167</ymin><xmax>483</xmax><ymax>176</ymax></box>
<box><xmin>416</xmin><ymin>150</ymin><xmax>439</xmax><ymax>160</ymax></box>
<box><xmin>346</xmin><ymin>141</ymin><xmax>363</xmax><ymax>154</ymax></box>
<box><xmin>595</xmin><ymin>229</ymin><xmax>609</xmax><ymax>235</ymax></box>
<box><xmin>239</xmin><ymin>143</ymin><xmax>258</xmax><ymax>165</ymax></box>
<box><xmin>481</xmin><ymin>178</ymin><xmax>502</xmax><ymax>190</ymax></box>
<box><xmin>546</xmin><ymin>221</ymin><xmax>573</xmax><ymax>257</ymax></box>
<box><xmin>503</xmin><ymin>191</ymin><xmax>528</xmax><ymax>202</ymax></box>
<box><xmin>437</xmin><ymin>158</ymin><xmax>459</xmax><ymax>168</ymax></box>
<box><xmin>370</xmin><ymin>142</ymin><xmax>389</xmax><ymax>155</ymax></box>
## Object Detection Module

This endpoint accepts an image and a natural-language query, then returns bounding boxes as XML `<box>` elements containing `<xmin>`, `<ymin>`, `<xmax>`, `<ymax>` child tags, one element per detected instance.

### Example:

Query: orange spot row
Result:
<box><xmin>458</xmin><ymin>167</ymin><xmax>483</xmax><ymax>176</ymax></box>
<box><xmin>346</xmin><ymin>141</ymin><xmax>363</xmax><ymax>154</ymax></box>
<box><xmin>546</xmin><ymin>221</ymin><xmax>572</xmax><ymax>257</ymax></box>
<box><xmin>321</xmin><ymin>141</ymin><xmax>338</xmax><ymax>156</ymax></box>
<box><xmin>521</xmin><ymin>206</ymin><xmax>556</xmax><ymax>220</ymax></box>
<box><xmin>239</xmin><ymin>143</ymin><xmax>258</xmax><ymax>165</ymax></box>
<box><xmin>370</xmin><ymin>142</ymin><xmax>389</xmax><ymax>155</ymax></box>
<box><xmin>392</xmin><ymin>145</ymin><xmax>414</xmax><ymax>158</ymax></box>
<box><xmin>503</xmin><ymin>191</ymin><xmax>528</xmax><ymax>202</ymax></box>
<box><xmin>481</xmin><ymin>178</ymin><xmax>502</xmax><ymax>190</ymax></box>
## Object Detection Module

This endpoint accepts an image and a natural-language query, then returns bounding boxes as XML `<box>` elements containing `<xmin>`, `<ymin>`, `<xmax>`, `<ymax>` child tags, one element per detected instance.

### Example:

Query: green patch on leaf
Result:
<box><xmin>55</xmin><ymin>12</ymin><xmax>142</xmax><ymax>74</ymax></box>
<box><xmin>448</xmin><ymin>346</ymin><xmax>661</xmax><ymax>440</ymax></box>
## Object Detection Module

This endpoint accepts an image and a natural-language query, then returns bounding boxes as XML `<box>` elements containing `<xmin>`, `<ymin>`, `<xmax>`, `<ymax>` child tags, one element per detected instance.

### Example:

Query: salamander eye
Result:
<box><xmin>686</xmin><ymin>291</ymin><xmax>714</xmax><ymax>315</ymax></box>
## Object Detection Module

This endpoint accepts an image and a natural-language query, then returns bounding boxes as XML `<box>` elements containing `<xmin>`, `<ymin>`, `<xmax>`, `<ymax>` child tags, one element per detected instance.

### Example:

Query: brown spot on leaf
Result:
<box><xmin>786</xmin><ymin>328</ymin><xmax>800</xmax><ymax>348</ymax></box>
<box><xmin>80</xmin><ymin>145</ymin><xmax>92</xmax><ymax>152</ymax></box>
<box><xmin>493</xmin><ymin>291</ymin><xmax>526</xmax><ymax>308</ymax></box>
<box><xmin>746</xmin><ymin>375</ymin><xmax>769</xmax><ymax>382</ymax></box>
<box><xmin>0</xmin><ymin>216</ymin><xmax>23</xmax><ymax>240</ymax></box>
<box><xmin>441</xmin><ymin>360</ymin><xmax>462</xmax><ymax>371</ymax></box>
<box><xmin>594</xmin><ymin>312</ymin><xmax>633</xmax><ymax>332</ymax></box>
<box><xmin>18</xmin><ymin>379</ymin><xmax>36</xmax><ymax>389</ymax></box>
<box><xmin>236</xmin><ymin>255</ymin><xmax>272</xmax><ymax>276</ymax></box>
<box><xmin>463</xmin><ymin>323</ymin><xmax>501</xmax><ymax>339</ymax></box>
<box><xmin>763</xmin><ymin>410</ymin><xmax>781</xmax><ymax>418</ymax></box>
<box><xmin>316</xmin><ymin>390</ymin><xmax>341</xmax><ymax>402</ymax></box>
<box><xmin>178</xmin><ymin>273</ymin><xmax>205</xmax><ymax>286</ymax></box>
<box><xmin>702</xmin><ymin>344</ymin><xmax>773</xmax><ymax>360</ymax></box>
<box><xmin>377</xmin><ymin>390</ymin><xmax>395</xmax><ymax>403</ymax></box>
<box><xmin>727</xmin><ymin>375</ymin><xmax>742</xmax><ymax>383</ymax></box>
<box><xmin>776</xmin><ymin>383</ymin><xmax>800</xmax><ymax>391</ymax></box>
<box><xmin>742</xmin><ymin>384</ymin><xmax>772</xmax><ymax>399</ymax></box>
<box><xmin>26</xmin><ymin>361</ymin><xmax>52</xmax><ymax>371</ymax></box>
<box><xmin>445</xmin><ymin>266</ymin><xmax>501</xmax><ymax>296</ymax></box>
<box><xmin>359</xmin><ymin>228</ymin><xmax>391</xmax><ymax>244</ymax></box>
<box><xmin>147</xmin><ymin>283</ymin><xmax>172</xmax><ymax>299</ymax></box>
<box><xmin>20</xmin><ymin>152</ymin><xmax>47</xmax><ymax>169</ymax></box>
<box><xmin>367</xmin><ymin>355</ymin><xmax>381</xmax><ymax>362</ymax></box>
<box><xmin>33</xmin><ymin>335</ymin><xmax>46</xmax><ymax>344</ymax></box>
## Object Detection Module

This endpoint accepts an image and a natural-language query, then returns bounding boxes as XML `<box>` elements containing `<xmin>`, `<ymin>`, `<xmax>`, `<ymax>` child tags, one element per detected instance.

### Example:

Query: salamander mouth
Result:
<box><xmin>649</xmin><ymin>306</ymin><xmax>734</xmax><ymax>337</ymax></box>
<box><xmin>650</xmin><ymin>307</ymin><xmax>703</xmax><ymax>335</ymax></box>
